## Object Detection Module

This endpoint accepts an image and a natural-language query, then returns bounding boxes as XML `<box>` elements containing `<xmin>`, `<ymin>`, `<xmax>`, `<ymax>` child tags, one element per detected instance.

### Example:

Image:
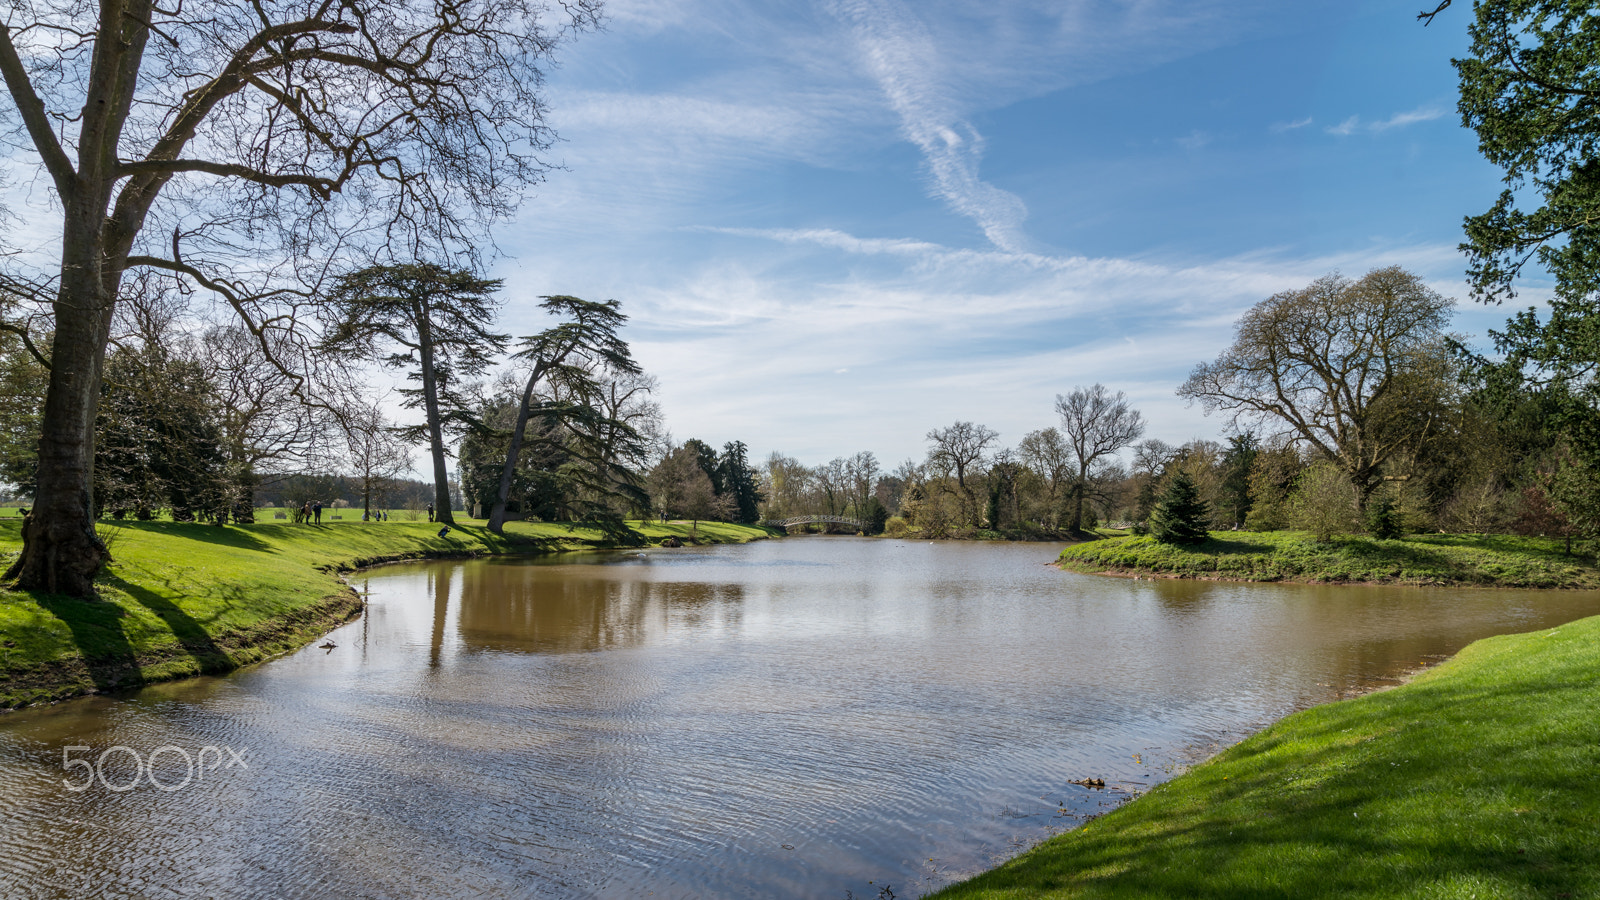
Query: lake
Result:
<box><xmin>4</xmin><ymin>536</ymin><xmax>1599</xmax><ymax>898</ymax></box>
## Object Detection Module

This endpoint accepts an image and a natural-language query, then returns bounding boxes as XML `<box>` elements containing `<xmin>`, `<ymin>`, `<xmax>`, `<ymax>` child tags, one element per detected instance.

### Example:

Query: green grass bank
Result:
<box><xmin>1058</xmin><ymin>531</ymin><xmax>1600</xmax><ymax>589</ymax></box>
<box><xmin>0</xmin><ymin>518</ymin><xmax>774</xmax><ymax>709</ymax></box>
<box><xmin>933</xmin><ymin>611</ymin><xmax>1600</xmax><ymax>899</ymax></box>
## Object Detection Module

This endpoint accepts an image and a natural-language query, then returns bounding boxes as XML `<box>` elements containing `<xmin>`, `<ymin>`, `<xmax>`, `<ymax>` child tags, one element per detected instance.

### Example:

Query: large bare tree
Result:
<box><xmin>1017</xmin><ymin>427</ymin><xmax>1071</xmax><ymax>530</ymax></box>
<box><xmin>925</xmin><ymin>420</ymin><xmax>998</xmax><ymax>527</ymax></box>
<box><xmin>0</xmin><ymin>0</ymin><xmax>599</xmax><ymax>595</ymax></box>
<box><xmin>1178</xmin><ymin>267</ymin><xmax>1454</xmax><ymax>510</ymax></box>
<box><xmin>1056</xmin><ymin>384</ymin><xmax>1144</xmax><ymax>534</ymax></box>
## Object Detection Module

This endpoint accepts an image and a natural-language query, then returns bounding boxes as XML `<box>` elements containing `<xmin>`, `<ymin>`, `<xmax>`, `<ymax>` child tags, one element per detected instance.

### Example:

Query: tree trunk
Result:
<box><xmin>1352</xmin><ymin>468</ymin><xmax>1378</xmax><ymax>514</ymax></box>
<box><xmin>2</xmin><ymin>0</ymin><xmax>155</xmax><ymax>598</ymax></box>
<box><xmin>488</xmin><ymin>368</ymin><xmax>542</xmax><ymax>534</ymax></box>
<box><xmin>4</xmin><ymin>223</ymin><xmax>117</xmax><ymax>597</ymax></box>
<box><xmin>416</xmin><ymin>308</ymin><xmax>456</xmax><ymax>526</ymax></box>
<box><xmin>1068</xmin><ymin>462</ymin><xmax>1089</xmax><ymax>534</ymax></box>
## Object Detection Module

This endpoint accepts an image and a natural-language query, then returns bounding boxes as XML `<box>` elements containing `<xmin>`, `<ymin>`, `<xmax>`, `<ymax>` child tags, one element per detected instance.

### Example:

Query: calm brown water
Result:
<box><xmin>4</xmin><ymin>537</ymin><xmax>1600</xmax><ymax>899</ymax></box>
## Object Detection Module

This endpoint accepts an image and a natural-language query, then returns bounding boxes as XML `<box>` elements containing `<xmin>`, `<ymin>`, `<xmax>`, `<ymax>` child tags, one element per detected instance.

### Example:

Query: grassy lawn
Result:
<box><xmin>0</xmin><ymin>517</ymin><xmax>775</xmax><ymax>708</ymax></box>
<box><xmin>933</xmin><ymin>611</ymin><xmax>1600</xmax><ymax>899</ymax></box>
<box><xmin>1058</xmin><ymin>531</ymin><xmax>1600</xmax><ymax>589</ymax></box>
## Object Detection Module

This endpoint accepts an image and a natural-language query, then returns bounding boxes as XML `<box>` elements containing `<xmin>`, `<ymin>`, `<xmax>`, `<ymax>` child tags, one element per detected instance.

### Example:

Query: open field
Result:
<box><xmin>0</xmin><ymin>518</ymin><xmax>775</xmax><ymax>708</ymax></box>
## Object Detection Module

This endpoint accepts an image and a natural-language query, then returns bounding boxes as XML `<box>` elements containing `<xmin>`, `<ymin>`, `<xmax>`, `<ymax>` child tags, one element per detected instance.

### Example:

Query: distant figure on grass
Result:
<box><xmin>313</xmin><ymin>501</ymin><xmax>323</xmax><ymax>525</ymax></box>
<box><xmin>437</xmin><ymin>525</ymin><xmax>450</xmax><ymax>538</ymax></box>
<box><xmin>427</xmin><ymin>503</ymin><xmax>435</xmax><ymax>523</ymax></box>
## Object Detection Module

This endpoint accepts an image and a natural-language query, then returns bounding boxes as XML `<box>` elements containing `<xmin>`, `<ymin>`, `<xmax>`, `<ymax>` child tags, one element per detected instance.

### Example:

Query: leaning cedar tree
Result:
<box><xmin>488</xmin><ymin>297</ymin><xmax>641</xmax><ymax>534</ymax></box>
<box><xmin>1149</xmin><ymin>471</ymin><xmax>1210</xmax><ymax>545</ymax></box>
<box><xmin>0</xmin><ymin>0</ymin><xmax>601</xmax><ymax>597</ymax></box>
<box><xmin>321</xmin><ymin>264</ymin><xmax>510</xmax><ymax>527</ymax></box>
<box><xmin>1453</xmin><ymin>1</ymin><xmax>1600</xmax><ymax>468</ymax></box>
<box><xmin>1457</xmin><ymin>0</ymin><xmax>1600</xmax><ymax>306</ymax></box>
<box><xmin>1178</xmin><ymin>267</ymin><xmax>1455</xmax><ymax>513</ymax></box>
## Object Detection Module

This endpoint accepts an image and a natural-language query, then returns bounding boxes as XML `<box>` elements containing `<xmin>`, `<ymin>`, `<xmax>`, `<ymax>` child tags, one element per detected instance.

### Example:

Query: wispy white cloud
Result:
<box><xmin>503</xmin><ymin>224</ymin><xmax>1487</xmax><ymax>463</ymax></box>
<box><xmin>528</xmin><ymin>0</ymin><xmax>1309</xmax><ymax>247</ymax></box>
<box><xmin>1176</xmin><ymin>129</ymin><xmax>1212</xmax><ymax>151</ymax></box>
<box><xmin>827</xmin><ymin>0</ymin><xmax>1032</xmax><ymax>252</ymax></box>
<box><xmin>1326</xmin><ymin>115</ymin><xmax>1361</xmax><ymax>136</ymax></box>
<box><xmin>1326</xmin><ymin>105</ymin><xmax>1447</xmax><ymax>136</ymax></box>
<box><xmin>1271</xmin><ymin>116</ymin><xmax>1313</xmax><ymax>132</ymax></box>
<box><xmin>694</xmin><ymin>226</ymin><xmax>947</xmax><ymax>258</ymax></box>
<box><xmin>1370</xmin><ymin>105</ymin><xmax>1448</xmax><ymax>131</ymax></box>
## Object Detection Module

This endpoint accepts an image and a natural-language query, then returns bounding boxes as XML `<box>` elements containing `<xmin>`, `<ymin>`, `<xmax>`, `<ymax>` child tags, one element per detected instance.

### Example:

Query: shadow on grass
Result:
<box><xmin>1327</xmin><ymin>538</ymin><xmax>1455</xmax><ymax>571</ymax></box>
<box><xmin>1195</xmin><ymin>536</ymin><xmax>1278</xmax><ymax>556</ymax></box>
<box><xmin>104</xmin><ymin>573</ymin><xmax>232</xmax><ymax>673</ymax></box>
<box><xmin>30</xmin><ymin>589</ymin><xmax>139</xmax><ymax>692</ymax></box>
<box><xmin>103</xmin><ymin>520</ymin><xmax>273</xmax><ymax>553</ymax></box>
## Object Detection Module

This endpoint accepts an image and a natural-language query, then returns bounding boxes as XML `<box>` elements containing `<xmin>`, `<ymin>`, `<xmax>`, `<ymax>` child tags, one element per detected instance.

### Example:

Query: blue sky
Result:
<box><xmin>0</xmin><ymin>0</ymin><xmax>1521</xmax><ymax>472</ymax></box>
<box><xmin>485</xmin><ymin>0</ymin><xmax>1527</xmax><ymax>468</ymax></box>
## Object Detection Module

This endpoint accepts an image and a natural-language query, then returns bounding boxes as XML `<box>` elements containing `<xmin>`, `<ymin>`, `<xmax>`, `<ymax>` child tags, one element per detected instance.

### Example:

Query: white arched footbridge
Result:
<box><xmin>764</xmin><ymin>514</ymin><xmax>865</xmax><ymax>529</ymax></box>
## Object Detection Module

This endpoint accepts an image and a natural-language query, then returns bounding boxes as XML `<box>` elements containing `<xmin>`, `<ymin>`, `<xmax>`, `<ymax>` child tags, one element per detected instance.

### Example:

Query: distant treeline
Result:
<box><xmin>757</xmin><ymin>267</ymin><xmax>1600</xmax><ymax>547</ymax></box>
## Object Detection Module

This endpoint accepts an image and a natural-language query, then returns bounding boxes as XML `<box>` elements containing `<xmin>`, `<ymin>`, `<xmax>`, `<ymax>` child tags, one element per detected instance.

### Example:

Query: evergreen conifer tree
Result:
<box><xmin>1365</xmin><ymin>493</ymin><xmax>1401</xmax><ymax>540</ymax></box>
<box><xmin>1150</xmin><ymin>471</ymin><xmax>1211</xmax><ymax>545</ymax></box>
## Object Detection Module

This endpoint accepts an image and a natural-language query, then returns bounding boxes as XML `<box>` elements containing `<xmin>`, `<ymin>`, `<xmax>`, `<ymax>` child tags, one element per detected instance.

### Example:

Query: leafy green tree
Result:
<box><xmin>985</xmin><ymin>452</ymin><xmax>1024</xmax><ymax>531</ymax></box>
<box><xmin>683</xmin><ymin>439</ymin><xmax>723</xmax><ymax>492</ymax></box>
<box><xmin>95</xmin><ymin>347</ymin><xmax>229</xmax><ymax>521</ymax></box>
<box><xmin>1546</xmin><ymin>453</ymin><xmax>1600</xmax><ymax>552</ymax></box>
<box><xmin>1290</xmin><ymin>464</ymin><xmax>1362</xmax><ymax>543</ymax></box>
<box><xmin>1365</xmin><ymin>492</ymin><xmax>1402</xmax><ymax>540</ymax></box>
<box><xmin>322</xmin><ymin>264</ymin><xmax>509</xmax><ymax>526</ymax></box>
<box><xmin>1149</xmin><ymin>471</ymin><xmax>1210</xmax><ymax>545</ymax></box>
<box><xmin>717</xmin><ymin>441</ymin><xmax>764</xmax><ymax>525</ymax></box>
<box><xmin>1245</xmin><ymin>443</ymin><xmax>1304</xmax><ymax>531</ymax></box>
<box><xmin>862</xmin><ymin>497</ymin><xmax>889</xmax><ymax>535</ymax></box>
<box><xmin>0</xmin><ymin>326</ymin><xmax>47</xmax><ymax>495</ymax></box>
<box><xmin>1219</xmin><ymin>432</ymin><xmax>1259</xmax><ymax>528</ymax></box>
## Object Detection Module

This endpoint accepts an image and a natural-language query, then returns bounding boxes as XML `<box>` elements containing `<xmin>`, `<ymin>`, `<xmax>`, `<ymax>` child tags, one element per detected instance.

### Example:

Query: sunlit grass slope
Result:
<box><xmin>0</xmin><ymin>518</ymin><xmax>774</xmax><ymax>707</ymax></box>
<box><xmin>934</xmin><ymin>612</ymin><xmax>1600</xmax><ymax>899</ymax></box>
<box><xmin>1059</xmin><ymin>531</ymin><xmax>1600</xmax><ymax>588</ymax></box>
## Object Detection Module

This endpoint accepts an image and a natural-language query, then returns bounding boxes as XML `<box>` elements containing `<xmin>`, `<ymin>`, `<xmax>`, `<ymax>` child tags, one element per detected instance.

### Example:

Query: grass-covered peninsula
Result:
<box><xmin>933</xmin><ymin>610</ymin><xmax>1600</xmax><ymax>899</ymax></box>
<box><xmin>0</xmin><ymin>518</ymin><xmax>775</xmax><ymax>709</ymax></box>
<box><xmin>1058</xmin><ymin>530</ymin><xmax>1600</xmax><ymax>589</ymax></box>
